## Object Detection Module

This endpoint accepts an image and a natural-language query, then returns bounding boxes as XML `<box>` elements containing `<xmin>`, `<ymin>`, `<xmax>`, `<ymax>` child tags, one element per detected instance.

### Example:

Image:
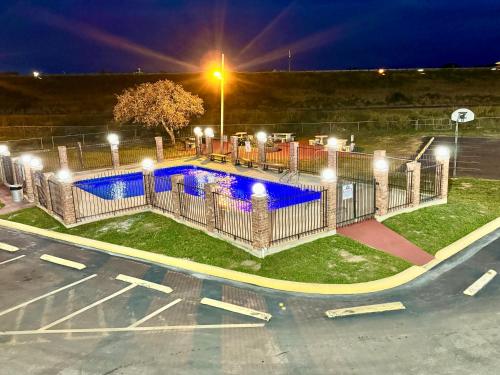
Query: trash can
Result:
<box><xmin>9</xmin><ymin>185</ymin><xmax>23</xmax><ymax>203</ymax></box>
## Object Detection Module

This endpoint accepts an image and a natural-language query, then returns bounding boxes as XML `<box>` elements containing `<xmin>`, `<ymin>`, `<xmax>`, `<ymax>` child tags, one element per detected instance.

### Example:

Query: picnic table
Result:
<box><xmin>272</xmin><ymin>133</ymin><xmax>295</xmax><ymax>143</ymax></box>
<box><xmin>314</xmin><ymin>135</ymin><xmax>329</xmax><ymax>145</ymax></box>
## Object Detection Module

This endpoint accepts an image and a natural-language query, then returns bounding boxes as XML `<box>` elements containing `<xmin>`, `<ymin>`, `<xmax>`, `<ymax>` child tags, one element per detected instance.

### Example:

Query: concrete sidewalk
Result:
<box><xmin>0</xmin><ymin>186</ymin><xmax>34</xmax><ymax>215</ymax></box>
<box><xmin>338</xmin><ymin>219</ymin><xmax>434</xmax><ymax>266</ymax></box>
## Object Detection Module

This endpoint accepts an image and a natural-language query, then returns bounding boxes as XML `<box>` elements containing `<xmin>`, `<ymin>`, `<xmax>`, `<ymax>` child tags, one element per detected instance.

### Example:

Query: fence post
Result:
<box><xmin>58</xmin><ymin>146</ymin><xmax>68</xmax><ymax>169</ymax></box>
<box><xmin>327</xmin><ymin>142</ymin><xmax>337</xmax><ymax>172</ymax></box>
<box><xmin>110</xmin><ymin>144</ymin><xmax>120</xmax><ymax>169</ymax></box>
<box><xmin>155</xmin><ymin>137</ymin><xmax>164</xmax><ymax>163</ymax></box>
<box><xmin>373</xmin><ymin>150</ymin><xmax>389</xmax><ymax>216</ymax></box>
<box><xmin>436</xmin><ymin>155</ymin><xmax>450</xmax><ymax>200</ymax></box>
<box><xmin>142</xmin><ymin>170</ymin><xmax>155</xmax><ymax>206</ymax></box>
<box><xmin>289</xmin><ymin>141</ymin><xmax>299</xmax><ymax>173</ymax></box>
<box><xmin>406</xmin><ymin>161</ymin><xmax>421</xmax><ymax>207</ymax></box>
<box><xmin>251</xmin><ymin>193</ymin><xmax>271</xmax><ymax>252</ymax></box>
<box><xmin>204</xmin><ymin>183</ymin><xmax>218</xmax><ymax>232</ymax></box>
<box><xmin>170</xmin><ymin>174</ymin><xmax>184</xmax><ymax>218</ymax></box>
<box><xmin>41</xmin><ymin>172</ymin><xmax>53</xmax><ymax>212</ymax></box>
<box><xmin>0</xmin><ymin>156</ymin><xmax>5</xmax><ymax>185</ymax></box>
<box><xmin>257</xmin><ymin>139</ymin><xmax>266</xmax><ymax>166</ymax></box>
<box><xmin>230</xmin><ymin>136</ymin><xmax>239</xmax><ymax>163</ymax></box>
<box><xmin>21</xmin><ymin>158</ymin><xmax>35</xmax><ymax>202</ymax></box>
<box><xmin>195</xmin><ymin>134</ymin><xmax>202</xmax><ymax>157</ymax></box>
<box><xmin>51</xmin><ymin>175</ymin><xmax>76</xmax><ymax>225</ymax></box>
<box><xmin>206</xmin><ymin>136</ymin><xmax>213</xmax><ymax>155</ymax></box>
<box><xmin>321</xmin><ymin>173</ymin><xmax>337</xmax><ymax>231</ymax></box>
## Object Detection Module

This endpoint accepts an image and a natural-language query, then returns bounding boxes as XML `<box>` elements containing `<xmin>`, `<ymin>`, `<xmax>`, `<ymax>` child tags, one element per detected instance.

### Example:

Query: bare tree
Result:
<box><xmin>113</xmin><ymin>79</ymin><xmax>204</xmax><ymax>144</ymax></box>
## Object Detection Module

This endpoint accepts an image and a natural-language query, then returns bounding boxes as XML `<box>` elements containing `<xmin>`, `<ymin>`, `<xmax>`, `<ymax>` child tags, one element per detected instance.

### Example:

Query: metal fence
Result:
<box><xmin>163</xmin><ymin>142</ymin><xmax>196</xmax><ymax>160</ymax></box>
<box><xmin>297</xmin><ymin>145</ymin><xmax>328</xmax><ymax>174</ymax></box>
<box><xmin>264</xmin><ymin>143</ymin><xmax>290</xmax><ymax>169</ymax></box>
<box><xmin>72</xmin><ymin>170</ymin><xmax>148</xmax><ymax>222</ymax></box>
<box><xmin>178</xmin><ymin>182</ymin><xmax>207</xmax><ymax>226</ymax></box>
<box><xmin>337</xmin><ymin>151</ymin><xmax>374</xmax><ymax>182</ymax></box>
<box><xmin>336</xmin><ymin>178</ymin><xmax>376</xmax><ymax>227</ymax></box>
<box><xmin>48</xmin><ymin>180</ymin><xmax>64</xmax><ymax>219</ymax></box>
<box><xmin>420</xmin><ymin>163</ymin><xmax>442</xmax><ymax>203</ymax></box>
<box><xmin>270</xmin><ymin>186</ymin><xmax>327</xmax><ymax>244</ymax></box>
<box><xmin>213</xmin><ymin>192</ymin><xmax>253</xmax><ymax>243</ymax></box>
<box><xmin>387</xmin><ymin>157</ymin><xmax>413</xmax><ymax>212</ymax></box>
<box><xmin>67</xmin><ymin>143</ymin><xmax>113</xmax><ymax>171</ymax></box>
<box><xmin>150</xmin><ymin>175</ymin><xmax>175</xmax><ymax>213</ymax></box>
<box><xmin>119</xmin><ymin>139</ymin><xmax>157</xmax><ymax>166</ymax></box>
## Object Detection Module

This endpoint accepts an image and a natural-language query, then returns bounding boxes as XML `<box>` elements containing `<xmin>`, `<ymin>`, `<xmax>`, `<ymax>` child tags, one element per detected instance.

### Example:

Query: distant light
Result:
<box><xmin>327</xmin><ymin>137</ymin><xmax>338</xmax><ymax>148</ymax></box>
<box><xmin>56</xmin><ymin>169</ymin><xmax>72</xmax><ymax>183</ymax></box>
<box><xmin>252</xmin><ymin>182</ymin><xmax>266</xmax><ymax>197</ymax></box>
<box><xmin>141</xmin><ymin>158</ymin><xmax>155</xmax><ymax>171</ymax></box>
<box><xmin>33</xmin><ymin>71</ymin><xmax>41</xmax><ymax>79</ymax></box>
<box><xmin>204</xmin><ymin>127</ymin><xmax>214</xmax><ymax>138</ymax></box>
<box><xmin>213</xmin><ymin>71</ymin><xmax>222</xmax><ymax>80</ymax></box>
<box><xmin>374</xmin><ymin>158</ymin><xmax>389</xmax><ymax>172</ymax></box>
<box><xmin>193</xmin><ymin>127</ymin><xmax>203</xmax><ymax>136</ymax></box>
<box><xmin>0</xmin><ymin>145</ymin><xmax>9</xmax><ymax>156</ymax></box>
<box><xmin>256</xmin><ymin>131</ymin><xmax>267</xmax><ymax>143</ymax></box>
<box><xmin>378</xmin><ymin>68</ymin><xmax>385</xmax><ymax>75</ymax></box>
<box><xmin>29</xmin><ymin>157</ymin><xmax>43</xmax><ymax>170</ymax></box>
<box><xmin>321</xmin><ymin>168</ymin><xmax>336</xmax><ymax>182</ymax></box>
<box><xmin>21</xmin><ymin>154</ymin><xmax>32</xmax><ymax>163</ymax></box>
<box><xmin>417</xmin><ymin>68</ymin><xmax>425</xmax><ymax>72</ymax></box>
<box><xmin>107</xmin><ymin>133</ymin><xmax>120</xmax><ymax>146</ymax></box>
<box><xmin>435</xmin><ymin>145</ymin><xmax>450</xmax><ymax>160</ymax></box>
<box><xmin>491</xmin><ymin>67</ymin><xmax>497</xmax><ymax>71</ymax></box>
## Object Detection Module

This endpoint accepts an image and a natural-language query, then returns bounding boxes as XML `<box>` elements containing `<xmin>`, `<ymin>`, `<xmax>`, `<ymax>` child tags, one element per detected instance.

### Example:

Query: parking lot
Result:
<box><xmin>0</xmin><ymin>227</ymin><xmax>499</xmax><ymax>374</ymax></box>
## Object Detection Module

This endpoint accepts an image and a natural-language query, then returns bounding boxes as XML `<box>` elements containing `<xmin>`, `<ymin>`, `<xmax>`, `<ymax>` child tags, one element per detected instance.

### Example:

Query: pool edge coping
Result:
<box><xmin>0</xmin><ymin>217</ymin><xmax>498</xmax><ymax>295</ymax></box>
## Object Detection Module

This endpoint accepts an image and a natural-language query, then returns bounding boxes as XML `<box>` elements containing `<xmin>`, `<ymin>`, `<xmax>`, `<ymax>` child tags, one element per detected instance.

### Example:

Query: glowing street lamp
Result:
<box><xmin>141</xmin><ymin>158</ymin><xmax>155</xmax><ymax>171</ymax></box>
<box><xmin>251</xmin><ymin>182</ymin><xmax>266</xmax><ymax>197</ymax></box>
<box><xmin>374</xmin><ymin>158</ymin><xmax>389</xmax><ymax>172</ymax></box>
<box><xmin>321</xmin><ymin>168</ymin><xmax>336</xmax><ymax>182</ymax></box>
<box><xmin>29</xmin><ymin>157</ymin><xmax>43</xmax><ymax>170</ymax></box>
<box><xmin>212</xmin><ymin>53</ymin><xmax>225</xmax><ymax>153</ymax></box>
<box><xmin>107</xmin><ymin>133</ymin><xmax>120</xmax><ymax>149</ymax></box>
<box><xmin>256</xmin><ymin>131</ymin><xmax>267</xmax><ymax>143</ymax></box>
<box><xmin>193</xmin><ymin>127</ymin><xmax>203</xmax><ymax>137</ymax></box>
<box><xmin>56</xmin><ymin>168</ymin><xmax>72</xmax><ymax>183</ymax></box>
<box><xmin>0</xmin><ymin>145</ymin><xmax>10</xmax><ymax>156</ymax></box>
<box><xmin>204</xmin><ymin>127</ymin><xmax>214</xmax><ymax>138</ymax></box>
<box><xmin>33</xmin><ymin>71</ymin><xmax>41</xmax><ymax>79</ymax></box>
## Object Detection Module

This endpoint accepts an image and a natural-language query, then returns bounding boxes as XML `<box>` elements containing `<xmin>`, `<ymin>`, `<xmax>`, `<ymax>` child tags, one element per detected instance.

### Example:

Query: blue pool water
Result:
<box><xmin>75</xmin><ymin>165</ymin><xmax>321</xmax><ymax>209</ymax></box>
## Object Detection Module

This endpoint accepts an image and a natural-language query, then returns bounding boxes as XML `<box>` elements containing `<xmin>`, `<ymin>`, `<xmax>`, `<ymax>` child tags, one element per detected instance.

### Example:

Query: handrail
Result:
<box><xmin>415</xmin><ymin>137</ymin><xmax>434</xmax><ymax>161</ymax></box>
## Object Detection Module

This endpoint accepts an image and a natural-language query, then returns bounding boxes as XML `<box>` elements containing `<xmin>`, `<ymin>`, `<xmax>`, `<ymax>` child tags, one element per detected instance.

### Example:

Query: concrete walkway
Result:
<box><xmin>0</xmin><ymin>186</ymin><xmax>34</xmax><ymax>215</ymax></box>
<box><xmin>338</xmin><ymin>219</ymin><xmax>434</xmax><ymax>266</ymax></box>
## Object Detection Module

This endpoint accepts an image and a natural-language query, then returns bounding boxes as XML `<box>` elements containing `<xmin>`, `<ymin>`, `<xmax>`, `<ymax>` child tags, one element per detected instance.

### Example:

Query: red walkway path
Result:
<box><xmin>337</xmin><ymin>219</ymin><xmax>434</xmax><ymax>266</ymax></box>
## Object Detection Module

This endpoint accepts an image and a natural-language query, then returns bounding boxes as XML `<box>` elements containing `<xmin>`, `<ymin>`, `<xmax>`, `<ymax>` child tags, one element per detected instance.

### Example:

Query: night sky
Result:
<box><xmin>1</xmin><ymin>0</ymin><xmax>499</xmax><ymax>74</ymax></box>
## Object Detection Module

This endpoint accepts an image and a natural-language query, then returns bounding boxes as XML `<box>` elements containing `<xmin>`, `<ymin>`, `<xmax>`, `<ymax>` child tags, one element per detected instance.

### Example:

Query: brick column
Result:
<box><xmin>373</xmin><ymin>150</ymin><xmax>389</xmax><ymax>216</ymax></box>
<box><xmin>204</xmin><ymin>183</ymin><xmax>219</xmax><ymax>232</ymax></box>
<box><xmin>31</xmin><ymin>170</ymin><xmax>40</xmax><ymax>204</ymax></box>
<box><xmin>170</xmin><ymin>174</ymin><xmax>184</xmax><ymax>218</ymax></box>
<box><xmin>0</xmin><ymin>156</ymin><xmax>5</xmax><ymax>184</ymax></box>
<box><xmin>289</xmin><ymin>141</ymin><xmax>299</xmax><ymax>173</ymax></box>
<box><xmin>230</xmin><ymin>136</ymin><xmax>239</xmax><ymax>163</ymax></box>
<box><xmin>111</xmin><ymin>144</ymin><xmax>120</xmax><ymax>168</ymax></box>
<box><xmin>437</xmin><ymin>156</ymin><xmax>450</xmax><ymax>199</ymax></box>
<box><xmin>321</xmin><ymin>177</ymin><xmax>337</xmax><ymax>231</ymax></box>
<box><xmin>206</xmin><ymin>136</ymin><xmax>213</xmax><ymax>155</ymax></box>
<box><xmin>143</xmin><ymin>170</ymin><xmax>155</xmax><ymax>206</ymax></box>
<box><xmin>327</xmin><ymin>144</ymin><xmax>337</xmax><ymax>172</ymax></box>
<box><xmin>58</xmin><ymin>146</ymin><xmax>68</xmax><ymax>169</ymax></box>
<box><xmin>251</xmin><ymin>194</ymin><xmax>271</xmax><ymax>250</ymax></box>
<box><xmin>257</xmin><ymin>140</ymin><xmax>266</xmax><ymax>165</ymax></box>
<box><xmin>406</xmin><ymin>161</ymin><xmax>421</xmax><ymax>207</ymax></box>
<box><xmin>49</xmin><ymin>176</ymin><xmax>76</xmax><ymax>225</ymax></box>
<box><xmin>155</xmin><ymin>137</ymin><xmax>164</xmax><ymax>163</ymax></box>
<box><xmin>21</xmin><ymin>159</ymin><xmax>35</xmax><ymax>202</ymax></box>
<box><xmin>40</xmin><ymin>172</ymin><xmax>53</xmax><ymax>212</ymax></box>
<box><xmin>195</xmin><ymin>135</ymin><xmax>202</xmax><ymax>157</ymax></box>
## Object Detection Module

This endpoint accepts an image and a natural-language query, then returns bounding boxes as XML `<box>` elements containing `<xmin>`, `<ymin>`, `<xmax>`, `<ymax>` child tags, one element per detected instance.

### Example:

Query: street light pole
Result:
<box><xmin>220</xmin><ymin>53</ymin><xmax>225</xmax><ymax>154</ymax></box>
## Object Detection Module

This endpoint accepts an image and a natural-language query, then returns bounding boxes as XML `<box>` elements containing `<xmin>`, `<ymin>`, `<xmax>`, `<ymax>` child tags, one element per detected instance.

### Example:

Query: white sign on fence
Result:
<box><xmin>245</xmin><ymin>141</ymin><xmax>252</xmax><ymax>152</ymax></box>
<box><xmin>342</xmin><ymin>183</ymin><xmax>354</xmax><ymax>200</ymax></box>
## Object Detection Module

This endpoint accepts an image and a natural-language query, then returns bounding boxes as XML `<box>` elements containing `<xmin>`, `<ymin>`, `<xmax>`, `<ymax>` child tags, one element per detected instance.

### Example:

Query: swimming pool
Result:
<box><xmin>75</xmin><ymin>165</ymin><xmax>321</xmax><ymax>209</ymax></box>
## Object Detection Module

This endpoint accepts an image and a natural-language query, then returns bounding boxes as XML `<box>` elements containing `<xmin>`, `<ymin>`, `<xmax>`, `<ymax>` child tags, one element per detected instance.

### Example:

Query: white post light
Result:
<box><xmin>204</xmin><ymin>127</ymin><xmax>214</xmax><ymax>138</ymax></box>
<box><xmin>107</xmin><ymin>133</ymin><xmax>120</xmax><ymax>148</ymax></box>
<box><xmin>321</xmin><ymin>168</ymin><xmax>336</xmax><ymax>182</ymax></box>
<box><xmin>33</xmin><ymin>71</ymin><xmax>41</xmax><ymax>79</ymax></box>
<box><xmin>374</xmin><ymin>158</ymin><xmax>389</xmax><ymax>172</ymax></box>
<box><xmin>256</xmin><ymin>131</ymin><xmax>267</xmax><ymax>143</ymax></box>
<box><xmin>251</xmin><ymin>182</ymin><xmax>266</xmax><ymax>197</ymax></box>
<box><xmin>21</xmin><ymin>154</ymin><xmax>32</xmax><ymax>164</ymax></box>
<box><xmin>29</xmin><ymin>157</ymin><xmax>43</xmax><ymax>170</ymax></box>
<box><xmin>193</xmin><ymin>127</ymin><xmax>203</xmax><ymax>137</ymax></box>
<box><xmin>327</xmin><ymin>137</ymin><xmax>338</xmax><ymax>149</ymax></box>
<box><xmin>0</xmin><ymin>145</ymin><xmax>9</xmax><ymax>156</ymax></box>
<box><xmin>141</xmin><ymin>158</ymin><xmax>155</xmax><ymax>171</ymax></box>
<box><xmin>56</xmin><ymin>169</ymin><xmax>72</xmax><ymax>183</ymax></box>
<box><xmin>434</xmin><ymin>146</ymin><xmax>450</xmax><ymax>161</ymax></box>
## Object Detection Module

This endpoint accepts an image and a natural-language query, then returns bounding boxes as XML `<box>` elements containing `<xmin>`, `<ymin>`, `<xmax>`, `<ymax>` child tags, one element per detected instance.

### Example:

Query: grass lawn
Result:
<box><xmin>384</xmin><ymin>178</ymin><xmax>500</xmax><ymax>255</ymax></box>
<box><xmin>0</xmin><ymin>208</ymin><xmax>410</xmax><ymax>284</ymax></box>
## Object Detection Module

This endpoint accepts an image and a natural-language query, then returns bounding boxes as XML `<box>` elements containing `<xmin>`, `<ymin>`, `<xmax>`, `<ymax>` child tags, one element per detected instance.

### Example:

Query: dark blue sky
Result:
<box><xmin>1</xmin><ymin>0</ymin><xmax>499</xmax><ymax>73</ymax></box>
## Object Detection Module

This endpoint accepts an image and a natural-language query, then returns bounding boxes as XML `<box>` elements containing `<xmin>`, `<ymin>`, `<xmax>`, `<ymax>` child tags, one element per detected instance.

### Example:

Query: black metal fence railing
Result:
<box><xmin>150</xmin><ymin>175</ymin><xmax>175</xmax><ymax>213</ymax></box>
<box><xmin>387</xmin><ymin>157</ymin><xmax>413</xmax><ymax>212</ymax></box>
<box><xmin>264</xmin><ymin>143</ymin><xmax>290</xmax><ymax>168</ymax></box>
<box><xmin>163</xmin><ymin>142</ymin><xmax>196</xmax><ymax>160</ymax></box>
<box><xmin>336</xmin><ymin>178</ymin><xmax>376</xmax><ymax>227</ymax></box>
<box><xmin>337</xmin><ymin>151</ymin><xmax>374</xmax><ymax>182</ymax></box>
<box><xmin>68</xmin><ymin>143</ymin><xmax>113</xmax><ymax>171</ymax></box>
<box><xmin>119</xmin><ymin>139</ymin><xmax>157</xmax><ymax>166</ymax></box>
<box><xmin>2</xmin><ymin>157</ymin><xmax>14</xmax><ymax>185</ymax></box>
<box><xmin>213</xmin><ymin>192</ymin><xmax>253</xmax><ymax>243</ymax></box>
<box><xmin>298</xmin><ymin>146</ymin><xmax>328</xmax><ymax>175</ymax></box>
<box><xmin>37</xmin><ymin>184</ymin><xmax>48</xmax><ymax>209</ymax></box>
<box><xmin>420</xmin><ymin>163</ymin><xmax>442</xmax><ymax>203</ymax></box>
<box><xmin>31</xmin><ymin>149</ymin><xmax>60</xmax><ymax>172</ymax></box>
<box><xmin>72</xmin><ymin>170</ymin><xmax>148</xmax><ymax>222</ymax></box>
<box><xmin>48</xmin><ymin>180</ymin><xmax>64</xmax><ymax>219</ymax></box>
<box><xmin>178</xmin><ymin>182</ymin><xmax>207</xmax><ymax>226</ymax></box>
<box><xmin>270</xmin><ymin>186</ymin><xmax>327</xmax><ymax>244</ymax></box>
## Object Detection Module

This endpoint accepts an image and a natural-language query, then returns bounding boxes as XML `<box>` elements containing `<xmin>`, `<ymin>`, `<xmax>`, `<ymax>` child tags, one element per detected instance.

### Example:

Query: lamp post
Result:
<box><xmin>213</xmin><ymin>53</ymin><xmax>225</xmax><ymax>154</ymax></box>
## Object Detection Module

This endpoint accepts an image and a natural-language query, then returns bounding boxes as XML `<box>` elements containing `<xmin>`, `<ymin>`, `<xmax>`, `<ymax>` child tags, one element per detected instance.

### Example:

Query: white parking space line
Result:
<box><xmin>325</xmin><ymin>302</ymin><xmax>406</xmax><ymax>318</ymax></box>
<box><xmin>0</xmin><ymin>323</ymin><xmax>266</xmax><ymax>336</ymax></box>
<box><xmin>40</xmin><ymin>254</ymin><xmax>86</xmax><ymax>270</ymax></box>
<box><xmin>0</xmin><ymin>274</ymin><xmax>97</xmax><ymax>318</ymax></box>
<box><xmin>129</xmin><ymin>298</ymin><xmax>183</xmax><ymax>328</ymax></box>
<box><xmin>201</xmin><ymin>297</ymin><xmax>272</xmax><ymax>322</ymax></box>
<box><xmin>0</xmin><ymin>242</ymin><xmax>19</xmax><ymax>252</ymax></box>
<box><xmin>39</xmin><ymin>284</ymin><xmax>137</xmax><ymax>331</ymax></box>
<box><xmin>464</xmin><ymin>270</ymin><xmax>497</xmax><ymax>296</ymax></box>
<box><xmin>0</xmin><ymin>255</ymin><xmax>25</xmax><ymax>265</ymax></box>
<box><xmin>116</xmin><ymin>274</ymin><xmax>173</xmax><ymax>294</ymax></box>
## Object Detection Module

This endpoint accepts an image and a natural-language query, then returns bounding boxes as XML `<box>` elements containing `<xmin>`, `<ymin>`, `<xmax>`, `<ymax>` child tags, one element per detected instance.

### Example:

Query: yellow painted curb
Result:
<box><xmin>0</xmin><ymin>217</ymin><xmax>498</xmax><ymax>295</ymax></box>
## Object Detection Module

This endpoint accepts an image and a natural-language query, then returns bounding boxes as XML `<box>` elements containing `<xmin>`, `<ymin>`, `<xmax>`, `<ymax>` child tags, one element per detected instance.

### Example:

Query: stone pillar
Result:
<box><xmin>206</xmin><ymin>136</ymin><xmax>213</xmax><ymax>155</ymax></box>
<box><xmin>56</xmin><ymin>179</ymin><xmax>76</xmax><ymax>225</ymax></box>
<box><xmin>327</xmin><ymin>144</ymin><xmax>337</xmax><ymax>172</ymax></box>
<box><xmin>257</xmin><ymin>140</ymin><xmax>266</xmax><ymax>165</ymax></box>
<box><xmin>40</xmin><ymin>172</ymin><xmax>53</xmax><ymax>212</ymax></box>
<box><xmin>31</xmin><ymin>170</ymin><xmax>40</xmax><ymax>204</ymax></box>
<box><xmin>170</xmin><ymin>174</ymin><xmax>184</xmax><ymax>218</ymax></box>
<box><xmin>406</xmin><ymin>161</ymin><xmax>421</xmax><ymax>207</ymax></box>
<box><xmin>111</xmin><ymin>144</ymin><xmax>120</xmax><ymax>168</ymax></box>
<box><xmin>21</xmin><ymin>159</ymin><xmax>35</xmax><ymax>202</ymax></box>
<box><xmin>204</xmin><ymin>183</ymin><xmax>219</xmax><ymax>232</ymax></box>
<box><xmin>195</xmin><ymin>135</ymin><xmax>202</xmax><ymax>157</ymax></box>
<box><xmin>321</xmin><ymin>178</ymin><xmax>337</xmax><ymax>231</ymax></box>
<box><xmin>143</xmin><ymin>170</ymin><xmax>155</xmax><ymax>206</ymax></box>
<box><xmin>251</xmin><ymin>194</ymin><xmax>271</xmax><ymax>250</ymax></box>
<box><xmin>58</xmin><ymin>146</ymin><xmax>68</xmax><ymax>169</ymax></box>
<box><xmin>437</xmin><ymin>156</ymin><xmax>450</xmax><ymax>199</ymax></box>
<box><xmin>289</xmin><ymin>141</ymin><xmax>299</xmax><ymax>173</ymax></box>
<box><xmin>155</xmin><ymin>137</ymin><xmax>164</xmax><ymax>163</ymax></box>
<box><xmin>373</xmin><ymin>150</ymin><xmax>389</xmax><ymax>216</ymax></box>
<box><xmin>230</xmin><ymin>136</ymin><xmax>239</xmax><ymax>163</ymax></box>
